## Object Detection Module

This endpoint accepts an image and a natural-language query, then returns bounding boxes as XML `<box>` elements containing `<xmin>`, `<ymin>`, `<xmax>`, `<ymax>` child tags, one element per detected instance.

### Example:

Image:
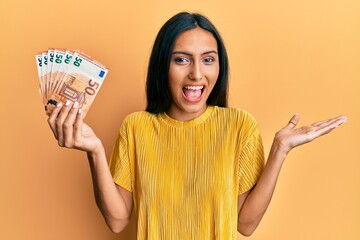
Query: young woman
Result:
<box><xmin>47</xmin><ymin>12</ymin><xmax>347</xmax><ymax>239</ymax></box>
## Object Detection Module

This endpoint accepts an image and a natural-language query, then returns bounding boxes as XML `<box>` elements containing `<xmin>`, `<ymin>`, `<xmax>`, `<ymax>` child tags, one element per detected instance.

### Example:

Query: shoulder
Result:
<box><xmin>123</xmin><ymin>111</ymin><xmax>156</xmax><ymax>123</ymax></box>
<box><xmin>212</xmin><ymin>106</ymin><xmax>261</xmax><ymax>137</ymax></box>
<box><xmin>213</xmin><ymin>106</ymin><xmax>259</xmax><ymax>126</ymax></box>
<box><xmin>213</xmin><ymin>107</ymin><xmax>263</xmax><ymax>145</ymax></box>
<box><xmin>119</xmin><ymin>111</ymin><xmax>159</xmax><ymax>131</ymax></box>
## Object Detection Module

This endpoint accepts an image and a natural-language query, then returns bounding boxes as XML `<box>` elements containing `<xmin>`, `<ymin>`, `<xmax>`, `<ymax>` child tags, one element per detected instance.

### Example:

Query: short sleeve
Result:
<box><xmin>238</xmin><ymin>113</ymin><xmax>265</xmax><ymax>194</ymax></box>
<box><xmin>109</xmin><ymin>120</ymin><xmax>133</xmax><ymax>192</ymax></box>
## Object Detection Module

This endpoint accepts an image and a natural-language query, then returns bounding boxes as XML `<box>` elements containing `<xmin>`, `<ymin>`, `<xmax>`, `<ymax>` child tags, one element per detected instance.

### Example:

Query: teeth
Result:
<box><xmin>184</xmin><ymin>86</ymin><xmax>204</xmax><ymax>90</ymax></box>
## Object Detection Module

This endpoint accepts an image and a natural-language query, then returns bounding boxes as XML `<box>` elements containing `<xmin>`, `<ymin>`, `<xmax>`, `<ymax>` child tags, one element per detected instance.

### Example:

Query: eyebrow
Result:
<box><xmin>171</xmin><ymin>50</ymin><xmax>218</xmax><ymax>56</ymax></box>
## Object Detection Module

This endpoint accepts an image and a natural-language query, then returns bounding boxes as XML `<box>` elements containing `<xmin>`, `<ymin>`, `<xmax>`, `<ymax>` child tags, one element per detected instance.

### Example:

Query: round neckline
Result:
<box><xmin>159</xmin><ymin>106</ymin><xmax>215</xmax><ymax>128</ymax></box>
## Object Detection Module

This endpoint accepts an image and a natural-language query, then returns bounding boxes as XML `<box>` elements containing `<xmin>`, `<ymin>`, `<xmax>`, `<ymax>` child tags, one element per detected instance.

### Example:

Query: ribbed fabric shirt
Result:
<box><xmin>109</xmin><ymin>106</ymin><xmax>265</xmax><ymax>239</ymax></box>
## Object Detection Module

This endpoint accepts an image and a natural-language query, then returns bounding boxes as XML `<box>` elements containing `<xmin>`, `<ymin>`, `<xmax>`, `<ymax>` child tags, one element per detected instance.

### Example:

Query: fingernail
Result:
<box><xmin>65</xmin><ymin>100</ymin><xmax>71</xmax><ymax>106</ymax></box>
<box><xmin>73</xmin><ymin>101</ymin><xmax>79</xmax><ymax>108</ymax></box>
<box><xmin>57</xmin><ymin>102</ymin><xmax>62</xmax><ymax>107</ymax></box>
<box><xmin>78</xmin><ymin>109</ymin><xmax>82</xmax><ymax>114</ymax></box>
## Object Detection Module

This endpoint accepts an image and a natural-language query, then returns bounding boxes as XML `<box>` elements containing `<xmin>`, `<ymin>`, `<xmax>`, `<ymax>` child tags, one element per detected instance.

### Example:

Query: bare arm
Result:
<box><xmin>47</xmin><ymin>101</ymin><xmax>133</xmax><ymax>233</ymax></box>
<box><xmin>87</xmin><ymin>146</ymin><xmax>133</xmax><ymax>233</ymax></box>
<box><xmin>237</xmin><ymin>114</ymin><xmax>347</xmax><ymax>236</ymax></box>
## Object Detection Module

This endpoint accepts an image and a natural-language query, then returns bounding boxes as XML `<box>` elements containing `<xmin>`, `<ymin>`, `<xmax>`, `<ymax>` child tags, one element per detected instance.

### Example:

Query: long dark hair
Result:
<box><xmin>146</xmin><ymin>12</ymin><xmax>229</xmax><ymax>113</ymax></box>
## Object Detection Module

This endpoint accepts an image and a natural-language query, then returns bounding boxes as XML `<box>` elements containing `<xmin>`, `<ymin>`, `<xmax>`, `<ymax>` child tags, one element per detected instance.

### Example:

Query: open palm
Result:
<box><xmin>274</xmin><ymin>114</ymin><xmax>347</xmax><ymax>154</ymax></box>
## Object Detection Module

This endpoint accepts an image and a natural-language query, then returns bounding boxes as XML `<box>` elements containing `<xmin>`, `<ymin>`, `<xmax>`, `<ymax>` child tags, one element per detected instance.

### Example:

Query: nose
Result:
<box><xmin>188</xmin><ymin>62</ymin><xmax>203</xmax><ymax>81</ymax></box>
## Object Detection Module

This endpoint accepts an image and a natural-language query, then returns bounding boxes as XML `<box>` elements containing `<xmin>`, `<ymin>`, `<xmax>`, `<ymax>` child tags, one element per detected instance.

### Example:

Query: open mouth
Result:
<box><xmin>182</xmin><ymin>85</ymin><xmax>205</xmax><ymax>102</ymax></box>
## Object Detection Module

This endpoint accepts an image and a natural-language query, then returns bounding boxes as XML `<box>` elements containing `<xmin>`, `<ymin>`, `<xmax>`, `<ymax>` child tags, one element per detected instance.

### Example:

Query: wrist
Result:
<box><xmin>268</xmin><ymin>140</ymin><xmax>289</xmax><ymax>164</ymax></box>
<box><xmin>87</xmin><ymin>141</ymin><xmax>105</xmax><ymax>162</ymax></box>
<box><xmin>272</xmin><ymin>133</ymin><xmax>292</xmax><ymax>156</ymax></box>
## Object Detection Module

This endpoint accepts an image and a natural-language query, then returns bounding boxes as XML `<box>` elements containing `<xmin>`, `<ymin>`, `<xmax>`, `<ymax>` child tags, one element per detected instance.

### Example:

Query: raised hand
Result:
<box><xmin>274</xmin><ymin>114</ymin><xmax>347</xmax><ymax>154</ymax></box>
<box><xmin>47</xmin><ymin>100</ymin><xmax>102</xmax><ymax>153</ymax></box>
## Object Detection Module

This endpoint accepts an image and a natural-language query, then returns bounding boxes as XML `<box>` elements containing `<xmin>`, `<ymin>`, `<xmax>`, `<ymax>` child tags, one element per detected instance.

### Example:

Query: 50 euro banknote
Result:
<box><xmin>36</xmin><ymin>49</ymin><xmax>108</xmax><ymax>116</ymax></box>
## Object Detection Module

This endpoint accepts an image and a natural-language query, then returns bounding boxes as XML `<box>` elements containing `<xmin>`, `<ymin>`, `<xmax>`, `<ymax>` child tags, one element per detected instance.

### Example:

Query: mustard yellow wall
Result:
<box><xmin>1</xmin><ymin>0</ymin><xmax>359</xmax><ymax>239</ymax></box>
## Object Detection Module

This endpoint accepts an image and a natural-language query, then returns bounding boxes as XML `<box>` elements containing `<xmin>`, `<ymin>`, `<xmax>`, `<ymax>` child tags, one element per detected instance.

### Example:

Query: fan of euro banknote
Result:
<box><xmin>35</xmin><ymin>49</ymin><xmax>109</xmax><ymax>116</ymax></box>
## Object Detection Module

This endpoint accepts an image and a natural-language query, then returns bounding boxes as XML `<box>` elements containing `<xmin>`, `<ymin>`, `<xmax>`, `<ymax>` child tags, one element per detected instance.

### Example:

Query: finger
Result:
<box><xmin>312</xmin><ymin>120</ymin><xmax>327</xmax><ymax>127</ymax></box>
<box><xmin>303</xmin><ymin>118</ymin><xmax>348</xmax><ymax>143</ymax></box>
<box><xmin>314</xmin><ymin>116</ymin><xmax>347</xmax><ymax>135</ymax></box>
<box><xmin>73</xmin><ymin>108</ymin><xmax>84</xmax><ymax>148</ymax></box>
<box><xmin>285</xmin><ymin>114</ymin><xmax>300</xmax><ymax>129</ymax></box>
<box><xmin>63</xmin><ymin>101</ymin><xmax>80</xmax><ymax>147</ymax></box>
<box><xmin>47</xmin><ymin>102</ymin><xmax>63</xmax><ymax>139</ymax></box>
<box><xmin>312</xmin><ymin>115</ymin><xmax>347</xmax><ymax>127</ymax></box>
<box><xmin>55</xmin><ymin>100</ymin><xmax>73</xmax><ymax>146</ymax></box>
<box><xmin>319</xmin><ymin>116</ymin><xmax>347</xmax><ymax>127</ymax></box>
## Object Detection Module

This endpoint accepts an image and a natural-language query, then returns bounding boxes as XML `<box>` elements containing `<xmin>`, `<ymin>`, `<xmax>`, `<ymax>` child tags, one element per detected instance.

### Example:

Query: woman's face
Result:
<box><xmin>167</xmin><ymin>27</ymin><xmax>219</xmax><ymax>121</ymax></box>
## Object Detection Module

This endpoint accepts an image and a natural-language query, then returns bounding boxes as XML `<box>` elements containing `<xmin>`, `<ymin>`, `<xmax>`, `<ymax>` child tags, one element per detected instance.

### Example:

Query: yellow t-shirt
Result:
<box><xmin>109</xmin><ymin>106</ymin><xmax>265</xmax><ymax>239</ymax></box>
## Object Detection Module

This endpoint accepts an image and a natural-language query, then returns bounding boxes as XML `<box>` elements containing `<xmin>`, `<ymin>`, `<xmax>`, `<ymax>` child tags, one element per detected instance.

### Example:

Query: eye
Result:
<box><xmin>203</xmin><ymin>57</ymin><xmax>215</xmax><ymax>64</ymax></box>
<box><xmin>174</xmin><ymin>57</ymin><xmax>189</xmax><ymax>64</ymax></box>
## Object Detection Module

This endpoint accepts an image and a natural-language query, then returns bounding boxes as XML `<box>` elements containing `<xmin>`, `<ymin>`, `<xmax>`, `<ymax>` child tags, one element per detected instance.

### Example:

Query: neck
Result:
<box><xmin>166</xmin><ymin>106</ymin><xmax>208</xmax><ymax>122</ymax></box>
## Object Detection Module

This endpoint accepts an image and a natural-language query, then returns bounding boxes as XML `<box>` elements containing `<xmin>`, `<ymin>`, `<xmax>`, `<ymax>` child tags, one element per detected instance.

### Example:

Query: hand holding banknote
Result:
<box><xmin>36</xmin><ymin>48</ymin><xmax>108</xmax><ymax>152</ymax></box>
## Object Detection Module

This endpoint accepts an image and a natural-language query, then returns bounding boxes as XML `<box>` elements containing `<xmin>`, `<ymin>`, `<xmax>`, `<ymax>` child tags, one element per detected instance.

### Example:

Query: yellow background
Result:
<box><xmin>1</xmin><ymin>0</ymin><xmax>359</xmax><ymax>239</ymax></box>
